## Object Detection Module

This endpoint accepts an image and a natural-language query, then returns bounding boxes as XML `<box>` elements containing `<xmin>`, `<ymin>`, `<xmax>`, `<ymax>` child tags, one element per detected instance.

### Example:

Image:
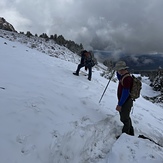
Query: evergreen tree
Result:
<box><xmin>26</xmin><ymin>31</ymin><xmax>33</xmax><ymax>37</ymax></box>
<box><xmin>57</xmin><ymin>35</ymin><xmax>66</xmax><ymax>45</ymax></box>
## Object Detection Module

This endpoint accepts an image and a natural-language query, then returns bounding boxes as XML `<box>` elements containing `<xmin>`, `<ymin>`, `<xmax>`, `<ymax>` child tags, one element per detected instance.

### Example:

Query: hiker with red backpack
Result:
<box><xmin>113</xmin><ymin>61</ymin><xmax>135</xmax><ymax>137</ymax></box>
<box><xmin>73</xmin><ymin>50</ymin><xmax>95</xmax><ymax>81</ymax></box>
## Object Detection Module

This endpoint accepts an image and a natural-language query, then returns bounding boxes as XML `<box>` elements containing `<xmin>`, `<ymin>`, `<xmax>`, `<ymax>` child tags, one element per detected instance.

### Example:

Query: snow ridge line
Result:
<box><xmin>0</xmin><ymin>29</ymin><xmax>79</xmax><ymax>63</ymax></box>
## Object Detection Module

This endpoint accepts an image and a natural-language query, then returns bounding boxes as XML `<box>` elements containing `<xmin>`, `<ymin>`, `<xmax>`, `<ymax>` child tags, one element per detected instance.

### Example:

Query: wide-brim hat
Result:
<box><xmin>113</xmin><ymin>61</ymin><xmax>129</xmax><ymax>71</ymax></box>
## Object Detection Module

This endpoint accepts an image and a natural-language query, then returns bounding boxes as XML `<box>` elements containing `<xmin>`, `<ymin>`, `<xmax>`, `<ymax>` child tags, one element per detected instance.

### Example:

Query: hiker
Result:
<box><xmin>73</xmin><ymin>50</ymin><xmax>93</xmax><ymax>81</ymax></box>
<box><xmin>113</xmin><ymin>61</ymin><xmax>134</xmax><ymax>136</ymax></box>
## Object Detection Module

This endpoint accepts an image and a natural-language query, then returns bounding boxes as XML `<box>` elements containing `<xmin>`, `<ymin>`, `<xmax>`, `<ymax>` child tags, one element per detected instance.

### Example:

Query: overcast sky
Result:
<box><xmin>1</xmin><ymin>0</ymin><xmax>163</xmax><ymax>54</ymax></box>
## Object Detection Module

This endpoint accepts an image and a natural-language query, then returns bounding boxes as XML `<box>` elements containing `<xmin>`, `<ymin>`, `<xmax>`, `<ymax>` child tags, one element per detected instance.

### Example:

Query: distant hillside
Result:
<box><xmin>0</xmin><ymin>17</ymin><xmax>83</xmax><ymax>54</ymax></box>
<box><xmin>121</xmin><ymin>54</ymin><xmax>163</xmax><ymax>71</ymax></box>
<box><xmin>94</xmin><ymin>50</ymin><xmax>163</xmax><ymax>71</ymax></box>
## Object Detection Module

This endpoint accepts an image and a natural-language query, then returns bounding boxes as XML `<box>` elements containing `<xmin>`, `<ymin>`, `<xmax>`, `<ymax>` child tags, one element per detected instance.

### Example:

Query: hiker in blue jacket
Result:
<box><xmin>113</xmin><ymin>61</ymin><xmax>134</xmax><ymax>136</ymax></box>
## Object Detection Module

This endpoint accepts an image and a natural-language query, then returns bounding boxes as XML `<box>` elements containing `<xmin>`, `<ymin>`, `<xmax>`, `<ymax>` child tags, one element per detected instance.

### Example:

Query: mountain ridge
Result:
<box><xmin>94</xmin><ymin>50</ymin><xmax>163</xmax><ymax>71</ymax></box>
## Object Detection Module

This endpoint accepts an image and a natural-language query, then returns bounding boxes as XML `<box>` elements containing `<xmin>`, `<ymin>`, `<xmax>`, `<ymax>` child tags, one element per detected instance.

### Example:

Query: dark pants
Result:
<box><xmin>76</xmin><ymin>63</ymin><xmax>92</xmax><ymax>79</ymax></box>
<box><xmin>119</xmin><ymin>98</ymin><xmax>134</xmax><ymax>136</ymax></box>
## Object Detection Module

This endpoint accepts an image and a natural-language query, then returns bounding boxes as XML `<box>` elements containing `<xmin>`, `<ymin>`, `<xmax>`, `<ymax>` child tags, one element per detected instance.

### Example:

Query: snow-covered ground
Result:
<box><xmin>0</xmin><ymin>30</ymin><xmax>163</xmax><ymax>163</ymax></box>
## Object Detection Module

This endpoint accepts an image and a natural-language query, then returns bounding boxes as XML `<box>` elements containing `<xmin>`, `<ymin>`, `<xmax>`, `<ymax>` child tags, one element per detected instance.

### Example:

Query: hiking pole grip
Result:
<box><xmin>99</xmin><ymin>70</ymin><xmax>115</xmax><ymax>103</ymax></box>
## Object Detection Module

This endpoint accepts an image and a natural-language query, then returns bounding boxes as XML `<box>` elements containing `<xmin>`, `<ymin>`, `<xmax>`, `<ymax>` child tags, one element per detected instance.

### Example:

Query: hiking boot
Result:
<box><xmin>73</xmin><ymin>72</ymin><xmax>79</xmax><ymax>76</ymax></box>
<box><xmin>129</xmin><ymin>126</ymin><xmax>134</xmax><ymax>136</ymax></box>
<box><xmin>88</xmin><ymin>77</ymin><xmax>91</xmax><ymax>81</ymax></box>
<box><xmin>116</xmin><ymin>135</ymin><xmax>121</xmax><ymax>139</ymax></box>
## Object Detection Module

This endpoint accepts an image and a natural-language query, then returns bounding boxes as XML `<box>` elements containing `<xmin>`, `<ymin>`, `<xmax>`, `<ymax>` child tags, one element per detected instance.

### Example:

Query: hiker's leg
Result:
<box><xmin>76</xmin><ymin>64</ymin><xmax>85</xmax><ymax>75</ymax></box>
<box><xmin>120</xmin><ymin>98</ymin><xmax>134</xmax><ymax>135</ymax></box>
<box><xmin>129</xmin><ymin>124</ymin><xmax>134</xmax><ymax>136</ymax></box>
<box><xmin>88</xmin><ymin>66</ymin><xmax>92</xmax><ymax>80</ymax></box>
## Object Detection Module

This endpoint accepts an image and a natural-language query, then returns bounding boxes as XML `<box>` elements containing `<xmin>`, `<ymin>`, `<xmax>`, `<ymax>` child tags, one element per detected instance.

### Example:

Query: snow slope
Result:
<box><xmin>0</xmin><ymin>30</ymin><xmax>163</xmax><ymax>163</ymax></box>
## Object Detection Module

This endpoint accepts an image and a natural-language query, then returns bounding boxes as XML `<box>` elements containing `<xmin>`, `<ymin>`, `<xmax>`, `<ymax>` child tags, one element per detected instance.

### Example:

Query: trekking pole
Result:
<box><xmin>99</xmin><ymin>70</ymin><xmax>115</xmax><ymax>103</ymax></box>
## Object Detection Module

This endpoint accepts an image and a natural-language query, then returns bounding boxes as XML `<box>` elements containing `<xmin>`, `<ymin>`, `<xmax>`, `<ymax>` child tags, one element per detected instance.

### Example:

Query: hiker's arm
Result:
<box><xmin>80</xmin><ymin>55</ymin><xmax>85</xmax><ymax>64</ymax></box>
<box><xmin>118</xmin><ymin>88</ymin><xmax>130</xmax><ymax>106</ymax></box>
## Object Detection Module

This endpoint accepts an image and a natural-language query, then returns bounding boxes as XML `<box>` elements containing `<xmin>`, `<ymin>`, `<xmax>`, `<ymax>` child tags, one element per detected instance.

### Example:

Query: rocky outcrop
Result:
<box><xmin>146</xmin><ymin>69</ymin><xmax>163</xmax><ymax>104</ymax></box>
<box><xmin>150</xmin><ymin>69</ymin><xmax>163</xmax><ymax>92</ymax></box>
<box><xmin>0</xmin><ymin>17</ymin><xmax>17</xmax><ymax>32</ymax></box>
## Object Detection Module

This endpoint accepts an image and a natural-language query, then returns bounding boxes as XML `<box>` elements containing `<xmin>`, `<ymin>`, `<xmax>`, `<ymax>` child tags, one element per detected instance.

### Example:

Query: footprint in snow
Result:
<box><xmin>16</xmin><ymin>135</ymin><xmax>36</xmax><ymax>155</ymax></box>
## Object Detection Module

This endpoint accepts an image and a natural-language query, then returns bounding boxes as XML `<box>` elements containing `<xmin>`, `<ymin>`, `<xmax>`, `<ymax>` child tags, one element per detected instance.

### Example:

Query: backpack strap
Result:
<box><xmin>120</xmin><ymin>73</ymin><xmax>131</xmax><ymax>86</ymax></box>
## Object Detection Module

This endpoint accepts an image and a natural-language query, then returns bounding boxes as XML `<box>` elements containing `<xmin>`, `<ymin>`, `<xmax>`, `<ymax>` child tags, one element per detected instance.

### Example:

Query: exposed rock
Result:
<box><xmin>0</xmin><ymin>17</ymin><xmax>17</xmax><ymax>32</ymax></box>
<box><xmin>147</xmin><ymin>69</ymin><xmax>163</xmax><ymax>105</ymax></box>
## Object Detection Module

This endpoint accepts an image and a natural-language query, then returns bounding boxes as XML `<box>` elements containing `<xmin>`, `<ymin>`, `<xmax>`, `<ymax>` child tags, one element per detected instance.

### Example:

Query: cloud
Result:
<box><xmin>1</xmin><ymin>0</ymin><xmax>163</xmax><ymax>54</ymax></box>
<box><xmin>143</xmin><ymin>59</ymin><xmax>153</xmax><ymax>64</ymax></box>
